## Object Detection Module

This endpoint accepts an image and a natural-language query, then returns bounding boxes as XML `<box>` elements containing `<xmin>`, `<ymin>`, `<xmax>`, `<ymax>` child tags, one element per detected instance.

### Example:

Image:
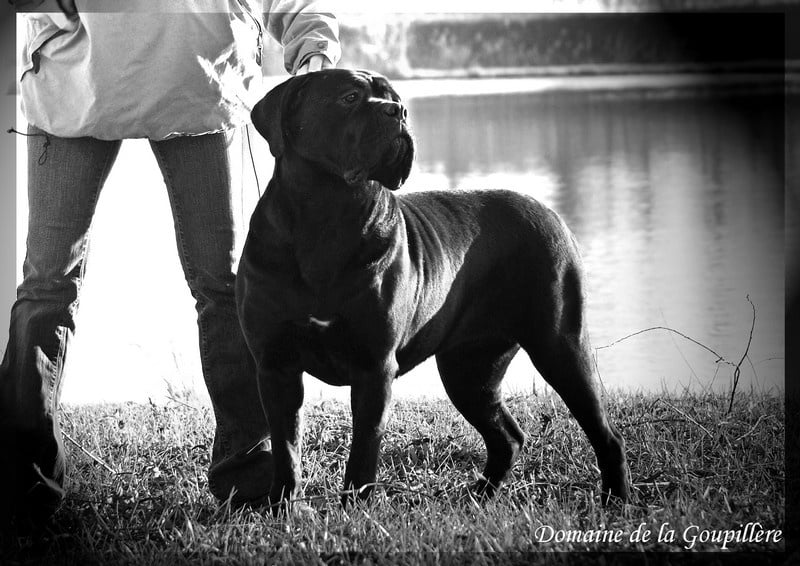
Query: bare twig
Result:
<box><xmin>728</xmin><ymin>295</ymin><xmax>756</xmax><ymax>414</ymax></box>
<box><xmin>660</xmin><ymin>309</ymin><xmax>700</xmax><ymax>385</ymax></box>
<box><xmin>596</xmin><ymin>326</ymin><xmax>730</xmax><ymax>365</ymax></box>
<box><xmin>594</xmin><ymin>296</ymin><xmax>759</xmax><ymax>412</ymax></box>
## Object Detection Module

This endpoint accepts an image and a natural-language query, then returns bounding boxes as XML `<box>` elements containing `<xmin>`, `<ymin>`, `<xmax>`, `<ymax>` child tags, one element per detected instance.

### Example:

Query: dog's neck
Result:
<box><xmin>263</xmin><ymin>151</ymin><xmax>402</xmax><ymax>285</ymax></box>
<box><xmin>271</xmin><ymin>151</ymin><xmax>394</xmax><ymax>223</ymax></box>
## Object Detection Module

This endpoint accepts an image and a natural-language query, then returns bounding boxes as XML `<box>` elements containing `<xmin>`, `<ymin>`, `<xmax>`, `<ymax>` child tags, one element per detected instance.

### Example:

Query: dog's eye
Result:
<box><xmin>342</xmin><ymin>92</ymin><xmax>359</xmax><ymax>104</ymax></box>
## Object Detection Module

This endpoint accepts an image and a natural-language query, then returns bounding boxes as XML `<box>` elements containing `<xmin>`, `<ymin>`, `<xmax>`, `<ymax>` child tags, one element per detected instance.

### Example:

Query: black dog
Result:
<box><xmin>236</xmin><ymin>69</ymin><xmax>630</xmax><ymax>510</ymax></box>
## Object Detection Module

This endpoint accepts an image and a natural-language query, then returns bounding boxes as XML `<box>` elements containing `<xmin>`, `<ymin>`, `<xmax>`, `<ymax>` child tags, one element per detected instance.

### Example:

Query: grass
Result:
<box><xmin>1</xmin><ymin>389</ymin><xmax>785</xmax><ymax>564</ymax></box>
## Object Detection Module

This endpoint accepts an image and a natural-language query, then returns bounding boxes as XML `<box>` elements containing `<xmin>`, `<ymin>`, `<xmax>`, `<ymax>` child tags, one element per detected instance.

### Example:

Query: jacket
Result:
<box><xmin>15</xmin><ymin>0</ymin><xmax>341</xmax><ymax>140</ymax></box>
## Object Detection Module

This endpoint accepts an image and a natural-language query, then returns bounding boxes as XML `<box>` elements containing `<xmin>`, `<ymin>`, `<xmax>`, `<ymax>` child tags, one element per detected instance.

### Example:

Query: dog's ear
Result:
<box><xmin>250</xmin><ymin>75</ymin><xmax>310</xmax><ymax>158</ymax></box>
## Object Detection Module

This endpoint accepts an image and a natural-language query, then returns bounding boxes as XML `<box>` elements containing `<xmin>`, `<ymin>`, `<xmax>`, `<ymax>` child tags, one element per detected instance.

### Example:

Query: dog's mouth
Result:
<box><xmin>342</xmin><ymin>128</ymin><xmax>415</xmax><ymax>191</ymax></box>
<box><xmin>391</xmin><ymin>136</ymin><xmax>410</xmax><ymax>163</ymax></box>
<box><xmin>373</xmin><ymin>132</ymin><xmax>415</xmax><ymax>190</ymax></box>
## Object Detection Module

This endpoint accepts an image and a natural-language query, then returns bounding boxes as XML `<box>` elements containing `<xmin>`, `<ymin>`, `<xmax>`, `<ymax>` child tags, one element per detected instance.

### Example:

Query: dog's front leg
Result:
<box><xmin>261</xmin><ymin>367</ymin><xmax>304</xmax><ymax>514</ymax></box>
<box><xmin>342</xmin><ymin>366</ymin><xmax>394</xmax><ymax>505</ymax></box>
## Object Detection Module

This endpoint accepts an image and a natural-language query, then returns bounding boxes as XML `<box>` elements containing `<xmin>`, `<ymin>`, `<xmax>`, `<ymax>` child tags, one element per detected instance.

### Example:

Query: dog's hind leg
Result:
<box><xmin>521</xmin><ymin>268</ymin><xmax>631</xmax><ymax>503</ymax></box>
<box><xmin>435</xmin><ymin>340</ymin><xmax>524</xmax><ymax>496</ymax></box>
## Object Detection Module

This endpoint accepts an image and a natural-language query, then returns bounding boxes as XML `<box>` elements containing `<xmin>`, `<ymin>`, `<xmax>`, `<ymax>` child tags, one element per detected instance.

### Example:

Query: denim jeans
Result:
<box><xmin>0</xmin><ymin>126</ymin><xmax>271</xmax><ymax>524</ymax></box>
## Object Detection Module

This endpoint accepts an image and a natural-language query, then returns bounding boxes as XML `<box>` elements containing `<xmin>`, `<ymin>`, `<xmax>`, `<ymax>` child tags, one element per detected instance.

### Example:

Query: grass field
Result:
<box><xmin>1</xmin><ymin>389</ymin><xmax>785</xmax><ymax>564</ymax></box>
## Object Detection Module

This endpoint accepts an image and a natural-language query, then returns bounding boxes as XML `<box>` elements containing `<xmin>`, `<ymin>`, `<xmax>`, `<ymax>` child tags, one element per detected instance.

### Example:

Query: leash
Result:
<box><xmin>244</xmin><ymin>124</ymin><xmax>262</xmax><ymax>199</ymax></box>
<box><xmin>239</xmin><ymin>123</ymin><xmax>264</xmax><ymax>227</ymax></box>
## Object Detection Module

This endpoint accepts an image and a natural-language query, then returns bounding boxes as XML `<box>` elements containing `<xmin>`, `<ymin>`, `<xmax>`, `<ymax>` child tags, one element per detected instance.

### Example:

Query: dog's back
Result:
<box><xmin>398</xmin><ymin>189</ymin><xmax>577</xmax><ymax>268</ymax></box>
<box><xmin>394</xmin><ymin>189</ymin><xmax>585</xmax><ymax>371</ymax></box>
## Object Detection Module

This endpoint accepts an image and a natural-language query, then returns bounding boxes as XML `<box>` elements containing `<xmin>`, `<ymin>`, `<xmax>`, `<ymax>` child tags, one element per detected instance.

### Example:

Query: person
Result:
<box><xmin>1</xmin><ymin>0</ymin><xmax>340</xmax><ymax>528</ymax></box>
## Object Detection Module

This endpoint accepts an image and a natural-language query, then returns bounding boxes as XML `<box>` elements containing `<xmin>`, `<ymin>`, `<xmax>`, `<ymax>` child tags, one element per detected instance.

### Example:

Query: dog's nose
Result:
<box><xmin>384</xmin><ymin>101</ymin><xmax>408</xmax><ymax>122</ymax></box>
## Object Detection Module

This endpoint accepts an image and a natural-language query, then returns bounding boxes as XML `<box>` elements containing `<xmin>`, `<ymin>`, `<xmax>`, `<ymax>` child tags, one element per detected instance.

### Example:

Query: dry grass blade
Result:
<box><xmin>61</xmin><ymin>430</ymin><xmax>118</xmax><ymax>475</ymax></box>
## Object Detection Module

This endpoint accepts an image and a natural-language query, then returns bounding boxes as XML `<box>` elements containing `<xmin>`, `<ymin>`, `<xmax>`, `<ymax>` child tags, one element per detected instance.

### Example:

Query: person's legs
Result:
<box><xmin>149</xmin><ymin>132</ymin><xmax>271</xmax><ymax>505</ymax></box>
<box><xmin>0</xmin><ymin>126</ymin><xmax>121</xmax><ymax>527</ymax></box>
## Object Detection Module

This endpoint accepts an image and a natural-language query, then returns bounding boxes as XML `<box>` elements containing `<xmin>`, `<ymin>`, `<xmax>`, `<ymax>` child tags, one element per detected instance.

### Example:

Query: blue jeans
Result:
<box><xmin>0</xmin><ymin>126</ymin><xmax>271</xmax><ymax>525</ymax></box>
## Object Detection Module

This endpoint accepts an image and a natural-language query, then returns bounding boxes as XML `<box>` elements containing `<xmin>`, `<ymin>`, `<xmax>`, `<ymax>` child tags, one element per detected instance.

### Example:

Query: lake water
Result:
<box><xmin>401</xmin><ymin>80</ymin><xmax>787</xmax><ymax>398</ymax></box>
<box><xmin>38</xmin><ymin>75</ymin><xmax>786</xmax><ymax>404</ymax></box>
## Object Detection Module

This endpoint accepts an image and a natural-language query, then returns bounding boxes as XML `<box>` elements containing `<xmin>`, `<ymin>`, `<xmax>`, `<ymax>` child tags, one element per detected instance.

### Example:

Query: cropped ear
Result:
<box><xmin>250</xmin><ymin>74</ymin><xmax>311</xmax><ymax>158</ymax></box>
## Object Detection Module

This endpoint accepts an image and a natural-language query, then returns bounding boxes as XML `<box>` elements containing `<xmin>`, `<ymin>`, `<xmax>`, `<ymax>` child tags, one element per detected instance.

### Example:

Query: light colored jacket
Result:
<box><xmin>16</xmin><ymin>0</ymin><xmax>340</xmax><ymax>140</ymax></box>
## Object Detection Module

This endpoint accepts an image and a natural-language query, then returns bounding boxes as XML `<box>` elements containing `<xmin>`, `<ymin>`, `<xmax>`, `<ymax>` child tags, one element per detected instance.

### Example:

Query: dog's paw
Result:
<box><xmin>265</xmin><ymin>497</ymin><xmax>317</xmax><ymax>520</ymax></box>
<box><xmin>600</xmin><ymin>482</ymin><xmax>632</xmax><ymax>507</ymax></box>
<box><xmin>290</xmin><ymin>500</ymin><xmax>318</xmax><ymax>520</ymax></box>
<box><xmin>600</xmin><ymin>467</ymin><xmax>632</xmax><ymax>506</ymax></box>
<box><xmin>266</xmin><ymin>497</ymin><xmax>290</xmax><ymax>518</ymax></box>
<box><xmin>339</xmin><ymin>483</ymin><xmax>375</xmax><ymax>508</ymax></box>
<box><xmin>266</xmin><ymin>483</ymin><xmax>299</xmax><ymax>517</ymax></box>
<box><xmin>471</xmin><ymin>476</ymin><xmax>500</xmax><ymax>499</ymax></box>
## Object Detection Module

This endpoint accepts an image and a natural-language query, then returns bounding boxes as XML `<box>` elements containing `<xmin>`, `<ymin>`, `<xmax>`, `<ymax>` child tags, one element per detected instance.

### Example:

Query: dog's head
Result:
<box><xmin>251</xmin><ymin>69</ymin><xmax>414</xmax><ymax>190</ymax></box>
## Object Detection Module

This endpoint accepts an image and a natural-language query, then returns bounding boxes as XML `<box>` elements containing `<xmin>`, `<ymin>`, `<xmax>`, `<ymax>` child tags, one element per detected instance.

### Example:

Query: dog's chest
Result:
<box><xmin>290</xmin><ymin>316</ymin><xmax>373</xmax><ymax>386</ymax></box>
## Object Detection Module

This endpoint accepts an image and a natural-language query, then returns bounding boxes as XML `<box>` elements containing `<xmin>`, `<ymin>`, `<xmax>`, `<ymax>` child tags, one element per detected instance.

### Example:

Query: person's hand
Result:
<box><xmin>296</xmin><ymin>54</ymin><xmax>332</xmax><ymax>75</ymax></box>
<box><xmin>57</xmin><ymin>0</ymin><xmax>78</xmax><ymax>17</ymax></box>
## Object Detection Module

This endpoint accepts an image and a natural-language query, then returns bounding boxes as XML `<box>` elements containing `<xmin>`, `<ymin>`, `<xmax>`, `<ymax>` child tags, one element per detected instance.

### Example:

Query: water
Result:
<box><xmin>402</xmin><ymin>83</ymin><xmax>786</xmax><ymax>397</ymax></box>
<box><xmin>45</xmin><ymin>76</ymin><xmax>785</xmax><ymax>404</ymax></box>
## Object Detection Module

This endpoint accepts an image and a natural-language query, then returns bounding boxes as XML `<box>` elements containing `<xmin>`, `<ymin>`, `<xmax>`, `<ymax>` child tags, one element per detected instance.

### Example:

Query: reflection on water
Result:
<box><xmin>402</xmin><ymin>88</ymin><xmax>785</xmax><ymax>394</ymax></box>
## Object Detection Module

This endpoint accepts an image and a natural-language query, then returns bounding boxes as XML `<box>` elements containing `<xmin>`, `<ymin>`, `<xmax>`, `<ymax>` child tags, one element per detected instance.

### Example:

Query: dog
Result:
<box><xmin>236</xmin><ymin>69</ymin><xmax>631</xmax><ymax>510</ymax></box>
